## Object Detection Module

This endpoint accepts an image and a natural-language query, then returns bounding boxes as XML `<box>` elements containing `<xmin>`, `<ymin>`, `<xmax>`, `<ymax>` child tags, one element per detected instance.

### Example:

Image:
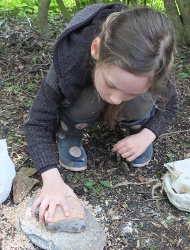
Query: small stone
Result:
<box><xmin>13</xmin><ymin>172</ymin><xmax>39</xmax><ymax>204</ymax></box>
<box><xmin>121</xmin><ymin>162</ymin><xmax>130</xmax><ymax>172</ymax></box>
<box><xmin>20</xmin><ymin>199</ymin><xmax>107</xmax><ymax>250</ymax></box>
<box><xmin>74</xmin><ymin>186</ymin><xmax>85</xmax><ymax>196</ymax></box>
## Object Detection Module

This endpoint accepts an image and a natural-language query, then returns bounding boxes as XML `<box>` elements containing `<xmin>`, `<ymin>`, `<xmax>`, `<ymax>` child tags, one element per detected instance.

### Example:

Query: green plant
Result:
<box><xmin>171</xmin><ymin>135</ymin><xmax>178</xmax><ymax>141</ymax></box>
<box><xmin>99</xmin><ymin>180</ymin><xmax>111</xmax><ymax>187</ymax></box>
<box><xmin>93</xmin><ymin>184</ymin><xmax>101</xmax><ymax>195</ymax></box>
<box><xmin>166</xmin><ymin>152</ymin><xmax>174</xmax><ymax>161</ymax></box>
<box><xmin>134</xmin><ymin>223</ymin><xmax>139</xmax><ymax>228</ymax></box>
<box><xmin>178</xmin><ymin>72</ymin><xmax>190</xmax><ymax>79</ymax></box>
<box><xmin>27</xmin><ymin>83</ymin><xmax>37</xmax><ymax>91</ymax></box>
<box><xmin>0</xmin><ymin>0</ymin><xmax>165</xmax><ymax>20</ymax></box>
<box><xmin>74</xmin><ymin>173</ymin><xmax>82</xmax><ymax>180</ymax></box>
<box><xmin>83</xmin><ymin>180</ymin><xmax>96</xmax><ymax>188</ymax></box>
<box><xmin>8</xmin><ymin>135</ymin><xmax>14</xmax><ymax>141</ymax></box>
<box><xmin>17</xmin><ymin>138</ymin><xmax>22</xmax><ymax>143</ymax></box>
<box><xmin>84</xmin><ymin>179</ymin><xmax>111</xmax><ymax>194</ymax></box>
<box><xmin>149</xmin><ymin>246</ymin><xmax>156</xmax><ymax>250</ymax></box>
<box><xmin>153</xmin><ymin>174</ymin><xmax>158</xmax><ymax>179</ymax></box>
<box><xmin>183</xmin><ymin>142</ymin><xmax>189</xmax><ymax>148</ymax></box>
<box><xmin>180</xmin><ymin>55</ymin><xmax>186</xmax><ymax>59</ymax></box>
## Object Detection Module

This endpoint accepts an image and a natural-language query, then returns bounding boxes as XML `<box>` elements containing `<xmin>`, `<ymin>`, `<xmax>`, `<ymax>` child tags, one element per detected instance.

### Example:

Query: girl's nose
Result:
<box><xmin>109</xmin><ymin>95</ymin><xmax>122</xmax><ymax>105</ymax></box>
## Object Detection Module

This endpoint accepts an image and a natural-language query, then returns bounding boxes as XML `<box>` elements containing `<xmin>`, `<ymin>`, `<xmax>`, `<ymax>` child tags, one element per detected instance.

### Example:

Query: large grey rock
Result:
<box><xmin>20</xmin><ymin>199</ymin><xmax>106</xmax><ymax>250</ymax></box>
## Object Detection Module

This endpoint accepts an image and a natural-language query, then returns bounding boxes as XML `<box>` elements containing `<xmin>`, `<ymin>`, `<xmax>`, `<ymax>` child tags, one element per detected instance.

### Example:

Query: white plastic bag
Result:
<box><xmin>0</xmin><ymin>139</ymin><xmax>16</xmax><ymax>203</ymax></box>
<box><xmin>163</xmin><ymin>158</ymin><xmax>190</xmax><ymax>212</ymax></box>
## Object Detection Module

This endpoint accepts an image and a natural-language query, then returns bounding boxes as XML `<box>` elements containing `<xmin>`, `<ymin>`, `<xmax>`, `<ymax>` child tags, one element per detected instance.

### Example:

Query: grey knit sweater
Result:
<box><xmin>24</xmin><ymin>4</ymin><xmax>178</xmax><ymax>174</ymax></box>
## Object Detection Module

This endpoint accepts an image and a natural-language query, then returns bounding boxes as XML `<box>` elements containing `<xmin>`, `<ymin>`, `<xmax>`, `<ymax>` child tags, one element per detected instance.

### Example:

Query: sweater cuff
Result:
<box><xmin>38</xmin><ymin>165</ymin><xmax>58</xmax><ymax>175</ymax></box>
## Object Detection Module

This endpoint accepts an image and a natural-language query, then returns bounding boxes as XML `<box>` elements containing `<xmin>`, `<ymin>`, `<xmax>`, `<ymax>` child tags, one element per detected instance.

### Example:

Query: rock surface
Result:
<box><xmin>35</xmin><ymin>197</ymin><xmax>86</xmax><ymax>233</ymax></box>
<box><xmin>20</xmin><ymin>199</ymin><xmax>106</xmax><ymax>250</ymax></box>
<box><xmin>13</xmin><ymin>172</ymin><xmax>39</xmax><ymax>204</ymax></box>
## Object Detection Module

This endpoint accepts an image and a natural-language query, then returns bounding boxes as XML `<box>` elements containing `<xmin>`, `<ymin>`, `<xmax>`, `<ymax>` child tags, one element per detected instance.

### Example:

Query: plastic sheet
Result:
<box><xmin>0</xmin><ymin>139</ymin><xmax>16</xmax><ymax>203</ymax></box>
<box><xmin>163</xmin><ymin>158</ymin><xmax>190</xmax><ymax>212</ymax></box>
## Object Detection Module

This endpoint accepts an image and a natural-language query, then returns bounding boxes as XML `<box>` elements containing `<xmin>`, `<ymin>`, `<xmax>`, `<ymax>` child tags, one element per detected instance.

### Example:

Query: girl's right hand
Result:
<box><xmin>31</xmin><ymin>168</ymin><xmax>77</xmax><ymax>223</ymax></box>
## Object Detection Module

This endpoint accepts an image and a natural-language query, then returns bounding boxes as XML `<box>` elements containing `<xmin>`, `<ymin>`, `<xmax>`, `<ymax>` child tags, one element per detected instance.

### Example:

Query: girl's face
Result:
<box><xmin>93</xmin><ymin>65</ymin><xmax>151</xmax><ymax>105</ymax></box>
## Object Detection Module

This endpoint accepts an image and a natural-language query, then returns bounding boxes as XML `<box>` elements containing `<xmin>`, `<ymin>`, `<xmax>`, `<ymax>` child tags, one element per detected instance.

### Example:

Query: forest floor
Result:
<box><xmin>0</xmin><ymin>12</ymin><xmax>190</xmax><ymax>250</ymax></box>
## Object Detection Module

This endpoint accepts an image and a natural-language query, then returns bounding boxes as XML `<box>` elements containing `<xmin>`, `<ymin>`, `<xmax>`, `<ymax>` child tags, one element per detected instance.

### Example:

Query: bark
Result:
<box><xmin>176</xmin><ymin>0</ymin><xmax>190</xmax><ymax>45</ymax></box>
<box><xmin>127</xmin><ymin>0</ymin><xmax>138</xmax><ymax>7</ymax></box>
<box><xmin>94</xmin><ymin>0</ymin><xmax>103</xmax><ymax>3</ymax></box>
<box><xmin>37</xmin><ymin>0</ymin><xmax>51</xmax><ymax>36</ymax></box>
<box><xmin>164</xmin><ymin>0</ymin><xmax>186</xmax><ymax>46</ymax></box>
<box><xmin>56</xmin><ymin>0</ymin><xmax>71</xmax><ymax>21</ymax></box>
<box><xmin>131</xmin><ymin>0</ymin><xmax>138</xmax><ymax>7</ymax></box>
<box><xmin>75</xmin><ymin>0</ymin><xmax>80</xmax><ymax>13</ymax></box>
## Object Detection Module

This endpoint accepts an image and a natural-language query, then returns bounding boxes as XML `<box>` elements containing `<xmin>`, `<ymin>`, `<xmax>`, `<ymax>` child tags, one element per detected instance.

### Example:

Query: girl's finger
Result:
<box><xmin>121</xmin><ymin>151</ymin><xmax>132</xmax><ymax>159</ymax></box>
<box><xmin>117</xmin><ymin>146</ymin><xmax>129</xmax><ymax>155</ymax></box>
<box><xmin>45</xmin><ymin>202</ymin><xmax>56</xmax><ymax>223</ymax></box>
<box><xmin>112</xmin><ymin>139</ymin><xmax>127</xmax><ymax>152</ymax></box>
<box><xmin>124</xmin><ymin>155</ymin><xmax>136</xmax><ymax>162</ymax></box>
<box><xmin>31</xmin><ymin>192</ymin><xmax>43</xmax><ymax>216</ymax></box>
<box><xmin>60</xmin><ymin>198</ymin><xmax>70</xmax><ymax>218</ymax></box>
<box><xmin>39</xmin><ymin>200</ymin><xmax>49</xmax><ymax>223</ymax></box>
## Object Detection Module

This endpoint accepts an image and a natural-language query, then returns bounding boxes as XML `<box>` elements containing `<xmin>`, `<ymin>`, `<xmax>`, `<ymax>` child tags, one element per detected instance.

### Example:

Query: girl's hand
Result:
<box><xmin>31</xmin><ymin>168</ymin><xmax>77</xmax><ymax>223</ymax></box>
<box><xmin>112</xmin><ymin>128</ymin><xmax>156</xmax><ymax>162</ymax></box>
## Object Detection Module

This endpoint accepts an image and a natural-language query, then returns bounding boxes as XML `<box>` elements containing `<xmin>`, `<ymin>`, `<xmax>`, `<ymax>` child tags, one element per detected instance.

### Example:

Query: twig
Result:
<box><xmin>130</xmin><ymin>218</ymin><xmax>155</xmax><ymax>221</ymax></box>
<box><xmin>160</xmin><ymin>129</ymin><xmax>190</xmax><ymax>138</ymax></box>
<box><xmin>131</xmin><ymin>218</ymin><xmax>167</xmax><ymax>229</ymax></box>
<box><xmin>113</xmin><ymin>178</ymin><xmax>159</xmax><ymax>188</ymax></box>
<box><xmin>144</xmin><ymin>197</ymin><xmax>167</xmax><ymax>201</ymax></box>
<box><xmin>26</xmin><ymin>17</ymin><xmax>32</xmax><ymax>28</ymax></box>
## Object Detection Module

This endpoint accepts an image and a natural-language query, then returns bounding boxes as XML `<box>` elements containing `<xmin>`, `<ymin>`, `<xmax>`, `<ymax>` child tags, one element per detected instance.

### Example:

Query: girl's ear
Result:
<box><xmin>91</xmin><ymin>37</ymin><xmax>100</xmax><ymax>59</ymax></box>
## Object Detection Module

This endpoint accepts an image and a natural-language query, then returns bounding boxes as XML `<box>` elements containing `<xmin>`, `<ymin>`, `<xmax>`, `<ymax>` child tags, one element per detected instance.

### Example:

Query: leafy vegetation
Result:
<box><xmin>0</xmin><ymin>0</ymin><xmax>165</xmax><ymax>19</ymax></box>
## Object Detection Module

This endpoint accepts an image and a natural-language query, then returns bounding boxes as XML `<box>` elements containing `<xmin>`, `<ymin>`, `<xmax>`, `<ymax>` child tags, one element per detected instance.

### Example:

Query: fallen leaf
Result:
<box><xmin>17</xmin><ymin>96</ymin><xmax>24</xmax><ymax>102</ymax></box>
<box><xmin>14</xmin><ymin>26</ymin><xmax>20</xmax><ymax>31</ymax></box>
<box><xmin>150</xmin><ymin>221</ymin><xmax>162</xmax><ymax>228</ymax></box>
<box><xmin>156</xmin><ymin>202</ymin><xmax>161</xmax><ymax>212</ymax></box>
<box><xmin>161</xmin><ymin>221</ymin><xmax>168</xmax><ymax>229</ymax></box>
<box><xmin>18</xmin><ymin>65</ymin><xmax>24</xmax><ymax>70</ymax></box>
<box><xmin>176</xmin><ymin>239</ymin><xmax>182</xmax><ymax>247</ymax></box>
<box><xmin>137</xmin><ymin>176</ymin><xmax>145</xmax><ymax>183</ymax></box>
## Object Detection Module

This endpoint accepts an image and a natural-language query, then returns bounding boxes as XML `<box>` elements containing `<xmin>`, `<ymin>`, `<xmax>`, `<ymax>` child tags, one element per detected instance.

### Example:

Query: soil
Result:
<box><xmin>0</xmin><ymin>12</ymin><xmax>190</xmax><ymax>250</ymax></box>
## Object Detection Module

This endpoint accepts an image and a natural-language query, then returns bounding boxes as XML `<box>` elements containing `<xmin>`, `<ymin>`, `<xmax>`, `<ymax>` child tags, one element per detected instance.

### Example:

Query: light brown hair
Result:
<box><xmin>95</xmin><ymin>7</ymin><xmax>175</xmax><ymax>127</ymax></box>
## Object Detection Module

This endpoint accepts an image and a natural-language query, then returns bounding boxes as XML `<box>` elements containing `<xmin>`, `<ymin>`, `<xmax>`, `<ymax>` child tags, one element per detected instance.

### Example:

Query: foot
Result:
<box><xmin>58</xmin><ymin>135</ymin><xmax>87</xmax><ymax>171</ymax></box>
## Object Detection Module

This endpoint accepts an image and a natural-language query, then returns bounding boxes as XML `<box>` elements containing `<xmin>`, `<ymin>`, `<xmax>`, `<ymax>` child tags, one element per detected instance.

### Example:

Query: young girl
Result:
<box><xmin>24</xmin><ymin>4</ymin><xmax>178</xmax><ymax>223</ymax></box>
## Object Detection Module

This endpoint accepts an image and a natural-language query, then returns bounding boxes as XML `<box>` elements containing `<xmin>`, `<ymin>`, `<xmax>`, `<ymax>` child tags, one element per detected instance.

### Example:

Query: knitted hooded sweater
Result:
<box><xmin>24</xmin><ymin>4</ymin><xmax>178</xmax><ymax>174</ymax></box>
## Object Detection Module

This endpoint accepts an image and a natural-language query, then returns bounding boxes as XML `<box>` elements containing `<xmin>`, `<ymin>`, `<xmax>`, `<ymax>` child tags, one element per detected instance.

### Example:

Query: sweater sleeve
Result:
<box><xmin>24</xmin><ymin>64</ymin><xmax>65</xmax><ymax>174</ymax></box>
<box><xmin>143</xmin><ymin>80</ymin><xmax>178</xmax><ymax>138</ymax></box>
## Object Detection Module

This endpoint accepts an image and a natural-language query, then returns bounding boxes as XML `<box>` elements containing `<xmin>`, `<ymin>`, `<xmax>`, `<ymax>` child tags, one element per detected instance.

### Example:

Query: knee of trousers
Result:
<box><xmin>57</xmin><ymin>109</ymin><xmax>101</xmax><ymax>139</ymax></box>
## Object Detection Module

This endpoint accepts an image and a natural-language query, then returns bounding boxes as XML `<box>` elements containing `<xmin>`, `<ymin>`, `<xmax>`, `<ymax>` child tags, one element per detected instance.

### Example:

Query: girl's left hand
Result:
<box><xmin>112</xmin><ymin>128</ymin><xmax>156</xmax><ymax>162</ymax></box>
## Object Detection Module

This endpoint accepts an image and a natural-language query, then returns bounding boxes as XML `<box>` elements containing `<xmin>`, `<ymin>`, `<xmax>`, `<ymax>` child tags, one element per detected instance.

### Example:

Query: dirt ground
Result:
<box><xmin>0</xmin><ymin>13</ymin><xmax>190</xmax><ymax>250</ymax></box>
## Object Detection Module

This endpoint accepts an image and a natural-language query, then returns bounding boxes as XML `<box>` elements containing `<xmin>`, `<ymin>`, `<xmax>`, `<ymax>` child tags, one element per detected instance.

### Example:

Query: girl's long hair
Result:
<box><xmin>94</xmin><ymin>7</ymin><xmax>175</xmax><ymax>128</ymax></box>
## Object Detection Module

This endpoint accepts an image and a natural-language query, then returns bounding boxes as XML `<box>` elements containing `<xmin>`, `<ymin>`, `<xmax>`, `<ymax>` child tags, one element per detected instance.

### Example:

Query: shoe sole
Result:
<box><xmin>59</xmin><ymin>160</ymin><xmax>87</xmax><ymax>171</ymax></box>
<box><xmin>132</xmin><ymin>159</ymin><xmax>151</xmax><ymax>168</ymax></box>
